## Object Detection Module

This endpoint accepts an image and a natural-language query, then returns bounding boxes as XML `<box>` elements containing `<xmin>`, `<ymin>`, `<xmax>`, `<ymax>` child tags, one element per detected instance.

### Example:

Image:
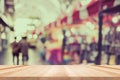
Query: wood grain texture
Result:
<box><xmin>0</xmin><ymin>65</ymin><xmax>120</xmax><ymax>80</ymax></box>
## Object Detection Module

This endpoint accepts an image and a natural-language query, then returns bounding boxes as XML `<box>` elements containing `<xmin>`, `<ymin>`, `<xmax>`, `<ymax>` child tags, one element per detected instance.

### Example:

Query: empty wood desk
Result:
<box><xmin>0</xmin><ymin>65</ymin><xmax>120</xmax><ymax>80</ymax></box>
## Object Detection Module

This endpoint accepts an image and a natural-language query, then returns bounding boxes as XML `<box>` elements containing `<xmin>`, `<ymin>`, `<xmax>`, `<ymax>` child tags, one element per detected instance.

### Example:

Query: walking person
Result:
<box><xmin>103</xmin><ymin>41</ymin><xmax>111</xmax><ymax>65</ymax></box>
<box><xmin>61</xmin><ymin>29</ymin><xmax>67</xmax><ymax>64</ymax></box>
<box><xmin>114</xmin><ymin>40</ymin><xmax>120</xmax><ymax>65</ymax></box>
<box><xmin>80</xmin><ymin>43</ymin><xmax>90</xmax><ymax>64</ymax></box>
<box><xmin>104</xmin><ymin>28</ymin><xmax>114</xmax><ymax>65</ymax></box>
<box><xmin>11</xmin><ymin>37</ymin><xmax>20</xmax><ymax>65</ymax></box>
<box><xmin>20</xmin><ymin>36</ymin><xmax>30</xmax><ymax>65</ymax></box>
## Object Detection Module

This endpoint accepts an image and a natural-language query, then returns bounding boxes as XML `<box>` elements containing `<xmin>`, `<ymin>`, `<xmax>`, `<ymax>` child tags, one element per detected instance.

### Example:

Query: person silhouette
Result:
<box><xmin>20</xmin><ymin>36</ymin><xmax>30</xmax><ymax>65</ymax></box>
<box><xmin>11</xmin><ymin>37</ymin><xmax>20</xmax><ymax>65</ymax></box>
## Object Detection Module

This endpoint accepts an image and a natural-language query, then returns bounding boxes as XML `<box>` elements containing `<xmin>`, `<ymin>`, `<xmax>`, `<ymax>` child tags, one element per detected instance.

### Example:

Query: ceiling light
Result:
<box><xmin>117</xmin><ymin>26</ymin><xmax>120</xmax><ymax>32</ymax></box>
<box><xmin>112</xmin><ymin>16</ymin><xmax>119</xmax><ymax>23</ymax></box>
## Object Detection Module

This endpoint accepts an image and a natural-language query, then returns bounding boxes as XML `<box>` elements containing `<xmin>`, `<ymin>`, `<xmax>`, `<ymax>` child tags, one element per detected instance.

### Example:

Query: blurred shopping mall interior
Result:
<box><xmin>0</xmin><ymin>0</ymin><xmax>120</xmax><ymax>65</ymax></box>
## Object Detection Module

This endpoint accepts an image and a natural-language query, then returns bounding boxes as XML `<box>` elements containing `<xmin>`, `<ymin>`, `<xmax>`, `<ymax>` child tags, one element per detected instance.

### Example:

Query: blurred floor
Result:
<box><xmin>0</xmin><ymin>47</ymin><xmax>116</xmax><ymax>65</ymax></box>
<box><xmin>0</xmin><ymin>47</ymin><xmax>41</xmax><ymax>65</ymax></box>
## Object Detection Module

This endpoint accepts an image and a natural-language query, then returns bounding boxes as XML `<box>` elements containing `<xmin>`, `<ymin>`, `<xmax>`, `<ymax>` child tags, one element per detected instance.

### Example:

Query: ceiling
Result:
<box><xmin>14</xmin><ymin>0</ymin><xmax>80</xmax><ymax>26</ymax></box>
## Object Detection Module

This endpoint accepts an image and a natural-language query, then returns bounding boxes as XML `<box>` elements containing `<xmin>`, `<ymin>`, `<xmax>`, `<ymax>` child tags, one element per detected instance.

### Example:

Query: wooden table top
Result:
<box><xmin>0</xmin><ymin>65</ymin><xmax>120</xmax><ymax>80</ymax></box>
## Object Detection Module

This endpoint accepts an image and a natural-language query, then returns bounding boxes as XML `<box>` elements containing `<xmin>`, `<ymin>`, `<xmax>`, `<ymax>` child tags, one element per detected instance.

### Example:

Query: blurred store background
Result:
<box><xmin>0</xmin><ymin>0</ymin><xmax>120</xmax><ymax>65</ymax></box>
